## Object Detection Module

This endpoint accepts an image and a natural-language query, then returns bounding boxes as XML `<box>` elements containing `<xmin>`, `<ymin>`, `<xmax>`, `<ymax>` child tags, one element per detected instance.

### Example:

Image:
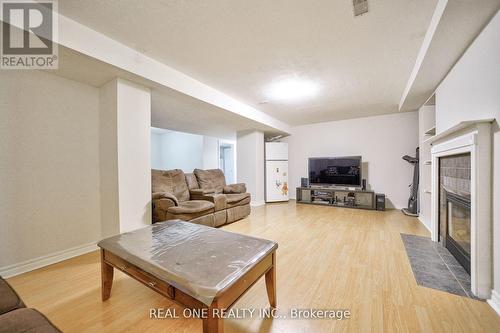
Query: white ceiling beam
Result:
<box><xmin>53</xmin><ymin>14</ymin><xmax>291</xmax><ymax>135</ymax></box>
<box><xmin>399</xmin><ymin>0</ymin><xmax>500</xmax><ymax>112</ymax></box>
<box><xmin>399</xmin><ymin>0</ymin><xmax>448</xmax><ymax>111</ymax></box>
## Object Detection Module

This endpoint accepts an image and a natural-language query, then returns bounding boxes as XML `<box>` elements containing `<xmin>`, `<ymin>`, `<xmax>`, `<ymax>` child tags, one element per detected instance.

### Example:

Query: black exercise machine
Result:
<box><xmin>402</xmin><ymin>147</ymin><xmax>419</xmax><ymax>217</ymax></box>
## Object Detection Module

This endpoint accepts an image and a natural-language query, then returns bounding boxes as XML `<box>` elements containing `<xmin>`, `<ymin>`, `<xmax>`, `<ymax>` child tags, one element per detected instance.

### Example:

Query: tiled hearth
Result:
<box><xmin>401</xmin><ymin>234</ymin><xmax>479</xmax><ymax>299</ymax></box>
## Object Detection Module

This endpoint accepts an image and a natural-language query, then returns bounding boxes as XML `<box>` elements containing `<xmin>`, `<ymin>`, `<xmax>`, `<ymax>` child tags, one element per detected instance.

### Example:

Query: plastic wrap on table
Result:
<box><xmin>97</xmin><ymin>220</ymin><xmax>278</xmax><ymax>306</ymax></box>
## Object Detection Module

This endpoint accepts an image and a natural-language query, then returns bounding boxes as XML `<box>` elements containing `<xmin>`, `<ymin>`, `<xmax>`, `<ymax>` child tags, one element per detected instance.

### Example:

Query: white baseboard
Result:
<box><xmin>418</xmin><ymin>216</ymin><xmax>433</xmax><ymax>234</ymax></box>
<box><xmin>0</xmin><ymin>242</ymin><xmax>98</xmax><ymax>278</ymax></box>
<box><xmin>487</xmin><ymin>290</ymin><xmax>500</xmax><ymax>316</ymax></box>
<box><xmin>251</xmin><ymin>200</ymin><xmax>265</xmax><ymax>207</ymax></box>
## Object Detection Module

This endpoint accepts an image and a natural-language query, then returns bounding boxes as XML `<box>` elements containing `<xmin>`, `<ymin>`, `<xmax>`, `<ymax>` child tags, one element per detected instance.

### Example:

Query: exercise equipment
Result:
<box><xmin>402</xmin><ymin>147</ymin><xmax>419</xmax><ymax>217</ymax></box>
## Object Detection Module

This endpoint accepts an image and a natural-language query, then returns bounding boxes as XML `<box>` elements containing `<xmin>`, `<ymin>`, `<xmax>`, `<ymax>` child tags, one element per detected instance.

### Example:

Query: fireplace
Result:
<box><xmin>430</xmin><ymin>121</ymin><xmax>493</xmax><ymax>299</ymax></box>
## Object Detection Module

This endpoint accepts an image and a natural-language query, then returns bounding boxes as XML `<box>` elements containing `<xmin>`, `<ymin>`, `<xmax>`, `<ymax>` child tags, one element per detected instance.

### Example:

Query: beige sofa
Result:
<box><xmin>190</xmin><ymin>169</ymin><xmax>251</xmax><ymax>224</ymax></box>
<box><xmin>152</xmin><ymin>169</ymin><xmax>251</xmax><ymax>226</ymax></box>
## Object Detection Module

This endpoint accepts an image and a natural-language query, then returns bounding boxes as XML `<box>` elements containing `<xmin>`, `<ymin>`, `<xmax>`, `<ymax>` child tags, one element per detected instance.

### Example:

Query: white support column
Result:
<box><xmin>237</xmin><ymin>130</ymin><xmax>265</xmax><ymax>206</ymax></box>
<box><xmin>99</xmin><ymin>78</ymin><xmax>152</xmax><ymax>236</ymax></box>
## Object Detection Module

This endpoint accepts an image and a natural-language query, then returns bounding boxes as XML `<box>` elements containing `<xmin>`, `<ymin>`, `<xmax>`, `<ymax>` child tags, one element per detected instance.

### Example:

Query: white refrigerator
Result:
<box><xmin>265</xmin><ymin>142</ymin><xmax>289</xmax><ymax>202</ymax></box>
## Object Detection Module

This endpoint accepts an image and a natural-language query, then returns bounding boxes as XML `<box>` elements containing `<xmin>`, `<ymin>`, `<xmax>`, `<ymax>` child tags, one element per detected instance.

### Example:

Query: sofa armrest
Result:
<box><xmin>223</xmin><ymin>183</ymin><xmax>246</xmax><ymax>194</ymax></box>
<box><xmin>0</xmin><ymin>277</ymin><xmax>25</xmax><ymax>315</ymax></box>
<box><xmin>153</xmin><ymin>198</ymin><xmax>177</xmax><ymax>212</ymax></box>
<box><xmin>190</xmin><ymin>193</ymin><xmax>227</xmax><ymax>211</ymax></box>
<box><xmin>152</xmin><ymin>192</ymin><xmax>179</xmax><ymax>206</ymax></box>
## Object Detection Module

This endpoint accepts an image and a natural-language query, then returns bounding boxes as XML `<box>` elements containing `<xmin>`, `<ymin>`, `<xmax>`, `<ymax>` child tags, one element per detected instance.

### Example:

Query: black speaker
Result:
<box><xmin>301</xmin><ymin>177</ymin><xmax>309</xmax><ymax>187</ymax></box>
<box><xmin>376</xmin><ymin>193</ymin><xmax>385</xmax><ymax>211</ymax></box>
<box><xmin>362</xmin><ymin>179</ymin><xmax>366</xmax><ymax>191</ymax></box>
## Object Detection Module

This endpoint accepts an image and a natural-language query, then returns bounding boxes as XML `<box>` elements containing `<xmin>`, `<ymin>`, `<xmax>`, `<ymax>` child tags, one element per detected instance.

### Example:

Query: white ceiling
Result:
<box><xmin>58</xmin><ymin>0</ymin><xmax>438</xmax><ymax>125</ymax></box>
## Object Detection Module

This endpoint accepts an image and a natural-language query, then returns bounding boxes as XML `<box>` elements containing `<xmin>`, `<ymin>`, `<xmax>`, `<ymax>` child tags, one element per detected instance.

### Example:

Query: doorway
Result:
<box><xmin>219</xmin><ymin>142</ymin><xmax>235</xmax><ymax>184</ymax></box>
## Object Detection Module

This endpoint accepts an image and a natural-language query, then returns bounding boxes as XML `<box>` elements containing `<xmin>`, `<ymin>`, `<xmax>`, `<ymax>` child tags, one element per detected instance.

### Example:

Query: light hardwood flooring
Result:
<box><xmin>7</xmin><ymin>201</ymin><xmax>500</xmax><ymax>332</ymax></box>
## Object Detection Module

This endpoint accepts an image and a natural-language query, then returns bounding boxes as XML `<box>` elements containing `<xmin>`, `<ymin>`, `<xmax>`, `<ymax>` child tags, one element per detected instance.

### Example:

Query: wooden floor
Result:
<box><xmin>8</xmin><ymin>201</ymin><xmax>500</xmax><ymax>332</ymax></box>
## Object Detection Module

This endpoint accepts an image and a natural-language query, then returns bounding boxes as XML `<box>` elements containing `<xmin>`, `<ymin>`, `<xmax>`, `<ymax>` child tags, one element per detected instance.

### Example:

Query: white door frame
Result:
<box><xmin>218</xmin><ymin>139</ymin><xmax>236</xmax><ymax>183</ymax></box>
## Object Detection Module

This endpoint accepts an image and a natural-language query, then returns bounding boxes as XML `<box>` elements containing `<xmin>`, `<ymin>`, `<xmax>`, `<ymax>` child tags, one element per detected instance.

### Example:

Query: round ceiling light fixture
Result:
<box><xmin>264</xmin><ymin>78</ymin><xmax>320</xmax><ymax>103</ymax></box>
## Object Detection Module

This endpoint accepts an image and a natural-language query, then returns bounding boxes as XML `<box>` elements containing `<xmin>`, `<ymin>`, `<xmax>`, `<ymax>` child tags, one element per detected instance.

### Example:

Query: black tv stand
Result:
<box><xmin>296</xmin><ymin>186</ymin><xmax>375</xmax><ymax>210</ymax></box>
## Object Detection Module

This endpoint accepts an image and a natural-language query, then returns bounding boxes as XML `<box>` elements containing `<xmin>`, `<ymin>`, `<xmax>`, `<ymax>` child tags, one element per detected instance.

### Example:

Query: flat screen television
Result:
<box><xmin>308</xmin><ymin>156</ymin><xmax>362</xmax><ymax>187</ymax></box>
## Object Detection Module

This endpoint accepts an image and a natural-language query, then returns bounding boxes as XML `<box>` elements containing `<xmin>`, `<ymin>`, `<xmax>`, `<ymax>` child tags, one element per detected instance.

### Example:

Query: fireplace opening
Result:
<box><xmin>445</xmin><ymin>190</ymin><xmax>471</xmax><ymax>273</ymax></box>
<box><xmin>439</xmin><ymin>153</ymin><xmax>471</xmax><ymax>275</ymax></box>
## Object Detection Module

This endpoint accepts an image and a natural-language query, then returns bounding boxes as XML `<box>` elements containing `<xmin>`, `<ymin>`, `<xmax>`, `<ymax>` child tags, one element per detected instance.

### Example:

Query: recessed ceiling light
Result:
<box><xmin>264</xmin><ymin>78</ymin><xmax>320</xmax><ymax>103</ymax></box>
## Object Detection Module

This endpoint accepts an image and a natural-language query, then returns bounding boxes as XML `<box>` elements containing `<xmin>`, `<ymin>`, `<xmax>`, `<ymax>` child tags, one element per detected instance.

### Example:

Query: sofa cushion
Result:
<box><xmin>167</xmin><ymin>200</ymin><xmax>214</xmax><ymax>215</ymax></box>
<box><xmin>152</xmin><ymin>169</ymin><xmax>190</xmax><ymax>202</ymax></box>
<box><xmin>166</xmin><ymin>200</ymin><xmax>215</xmax><ymax>221</ymax></box>
<box><xmin>0</xmin><ymin>308</ymin><xmax>61</xmax><ymax>333</ymax></box>
<box><xmin>0</xmin><ymin>277</ymin><xmax>25</xmax><ymax>315</ymax></box>
<box><xmin>194</xmin><ymin>169</ymin><xmax>226</xmax><ymax>194</ymax></box>
<box><xmin>184</xmin><ymin>173</ymin><xmax>199</xmax><ymax>190</ymax></box>
<box><xmin>190</xmin><ymin>192</ymin><xmax>226</xmax><ymax>212</ymax></box>
<box><xmin>225</xmin><ymin>193</ymin><xmax>251</xmax><ymax>208</ymax></box>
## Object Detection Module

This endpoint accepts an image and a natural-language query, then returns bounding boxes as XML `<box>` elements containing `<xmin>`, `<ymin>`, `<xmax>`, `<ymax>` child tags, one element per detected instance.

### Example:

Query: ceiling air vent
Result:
<box><xmin>353</xmin><ymin>0</ymin><xmax>368</xmax><ymax>17</ymax></box>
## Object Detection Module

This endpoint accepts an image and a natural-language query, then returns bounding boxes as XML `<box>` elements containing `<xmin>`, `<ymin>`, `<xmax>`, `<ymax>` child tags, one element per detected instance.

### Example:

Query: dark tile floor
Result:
<box><xmin>401</xmin><ymin>234</ymin><xmax>481</xmax><ymax>300</ymax></box>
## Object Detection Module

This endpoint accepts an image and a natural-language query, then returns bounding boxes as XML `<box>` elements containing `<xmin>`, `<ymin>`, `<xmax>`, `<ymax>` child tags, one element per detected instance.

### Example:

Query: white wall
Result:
<box><xmin>434</xmin><ymin>10</ymin><xmax>500</xmax><ymax>307</ymax></box>
<box><xmin>237</xmin><ymin>130</ymin><xmax>265</xmax><ymax>205</ymax></box>
<box><xmin>151</xmin><ymin>132</ymin><xmax>163</xmax><ymax>169</ymax></box>
<box><xmin>418</xmin><ymin>105</ymin><xmax>436</xmax><ymax>231</ymax></box>
<box><xmin>151</xmin><ymin>128</ymin><xmax>222</xmax><ymax>172</ymax></box>
<box><xmin>150</xmin><ymin>129</ymin><xmax>203</xmax><ymax>172</ymax></box>
<box><xmin>0</xmin><ymin>70</ymin><xmax>101</xmax><ymax>268</ymax></box>
<box><xmin>161</xmin><ymin>131</ymin><xmax>203</xmax><ymax>172</ymax></box>
<box><xmin>435</xmin><ymin>13</ymin><xmax>500</xmax><ymax>133</ymax></box>
<box><xmin>0</xmin><ymin>73</ymin><xmax>151</xmax><ymax>275</ymax></box>
<box><xmin>284</xmin><ymin>112</ymin><xmax>419</xmax><ymax>209</ymax></box>
<box><xmin>203</xmin><ymin>136</ymin><xmax>220</xmax><ymax>170</ymax></box>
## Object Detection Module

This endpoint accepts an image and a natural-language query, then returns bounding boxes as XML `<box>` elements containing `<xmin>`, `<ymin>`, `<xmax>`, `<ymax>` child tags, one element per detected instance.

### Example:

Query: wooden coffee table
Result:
<box><xmin>98</xmin><ymin>220</ymin><xmax>277</xmax><ymax>333</ymax></box>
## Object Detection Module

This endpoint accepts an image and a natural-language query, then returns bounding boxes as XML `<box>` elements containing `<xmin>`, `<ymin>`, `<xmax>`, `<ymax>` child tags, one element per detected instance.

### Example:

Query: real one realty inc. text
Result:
<box><xmin>150</xmin><ymin>308</ymin><xmax>351</xmax><ymax>320</ymax></box>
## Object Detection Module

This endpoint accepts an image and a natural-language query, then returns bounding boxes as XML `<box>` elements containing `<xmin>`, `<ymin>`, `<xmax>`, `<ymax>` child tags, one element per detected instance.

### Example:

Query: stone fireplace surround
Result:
<box><xmin>430</xmin><ymin>119</ymin><xmax>493</xmax><ymax>299</ymax></box>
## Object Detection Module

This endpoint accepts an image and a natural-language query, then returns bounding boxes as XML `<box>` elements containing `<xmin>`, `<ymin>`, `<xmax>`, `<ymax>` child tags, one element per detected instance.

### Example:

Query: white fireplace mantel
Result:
<box><xmin>430</xmin><ymin>119</ymin><xmax>494</xmax><ymax>299</ymax></box>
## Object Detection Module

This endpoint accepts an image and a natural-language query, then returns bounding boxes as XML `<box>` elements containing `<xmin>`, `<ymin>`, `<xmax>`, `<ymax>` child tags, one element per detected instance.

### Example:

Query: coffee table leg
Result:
<box><xmin>203</xmin><ymin>301</ymin><xmax>224</xmax><ymax>333</ymax></box>
<box><xmin>265</xmin><ymin>252</ymin><xmax>277</xmax><ymax>308</ymax></box>
<box><xmin>101</xmin><ymin>250</ymin><xmax>114</xmax><ymax>301</ymax></box>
